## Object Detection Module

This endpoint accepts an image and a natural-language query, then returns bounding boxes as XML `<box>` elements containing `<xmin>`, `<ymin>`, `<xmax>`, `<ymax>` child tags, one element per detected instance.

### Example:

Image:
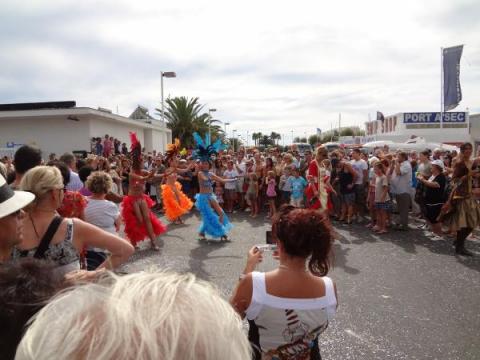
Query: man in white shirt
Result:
<box><xmin>223</xmin><ymin>160</ymin><xmax>239</xmax><ymax>213</ymax></box>
<box><xmin>350</xmin><ymin>149</ymin><xmax>368</xmax><ymax>221</ymax></box>
<box><xmin>235</xmin><ymin>152</ymin><xmax>246</xmax><ymax>210</ymax></box>
<box><xmin>60</xmin><ymin>153</ymin><xmax>83</xmax><ymax>192</ymax></box>
<box><xmin>389</xmin><ymin>152</ymin><xmax>412</xmax><ymax>231</ymax></box>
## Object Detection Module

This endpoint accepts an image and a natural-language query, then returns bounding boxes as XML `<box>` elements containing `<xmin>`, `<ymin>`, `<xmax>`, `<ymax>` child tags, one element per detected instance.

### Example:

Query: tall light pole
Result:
<box><xmin>223</xmin><ymin>121</ymin><xmax>230</xmax><ymax>148</ymax></box>
<box><xmin>232</xmin><ymin>129</ymin><xmax>237</xmax><ymax>152</ymax></box>
<box><xmin>246</xmin><ymin>130</ymin><xmax>249</xmax><ymax>147</ymax></box>
<box><xmin>223</xmin><ymin>122</ymin><xmax>230</xmax><ymax>136</ymax></box>
<box><xmin>161</xmin><ymin>71</ymin><xmax>176</xmax><ymax>125</ymax></box>
<box><xmin>208</xmin><ymin>108</ymin><xmax>217</xmax><ymax>139</ymax></box>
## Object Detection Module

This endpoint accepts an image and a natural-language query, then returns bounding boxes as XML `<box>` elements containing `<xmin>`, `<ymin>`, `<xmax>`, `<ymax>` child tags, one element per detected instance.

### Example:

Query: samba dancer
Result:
<box><xmin>192</xmin><ymin>133</ymin><xmax>236</xmax><ymax>241</ymax></box>
<box><xmin>121</xmin><ymin>132</ymin><xmax>167</xmax><ymax>250</ymax></box>
<box><xmin>161</xmin><ymin>139</ymin><xmax>193</xmax><ymax>224</ymax></box>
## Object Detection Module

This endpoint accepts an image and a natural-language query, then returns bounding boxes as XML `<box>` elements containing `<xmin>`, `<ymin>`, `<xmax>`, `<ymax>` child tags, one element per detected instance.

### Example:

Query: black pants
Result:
<box><xmin>455</xmin><ymin>227</ymin><xmax>473</xmax><ymax>250</ymax></box>
<box><xmin>86</xmin><ymin>250</ymin><xmax>107</xmax><ymax>270</ymax></box>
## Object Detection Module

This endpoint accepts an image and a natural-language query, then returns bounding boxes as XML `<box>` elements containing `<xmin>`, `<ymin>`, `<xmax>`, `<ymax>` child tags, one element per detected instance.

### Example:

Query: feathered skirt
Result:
<box><xmin>195</xmin><ymin>193</ymin><xmax>232</xmax><ymax>238</ymax></box>
<box><xmin>161</xmin><ymin>182</ymin><xmax>193</xmax><ymax>221</ymax></box>
<box><xmin>122</xmin><ymin>194</ymin><xmax>167</xmax><ymax>246</ymax></box>
<box><xmin>443</xmin><ymin>197</ymin><xmax>480</xmax><ymax>230</ymax></box>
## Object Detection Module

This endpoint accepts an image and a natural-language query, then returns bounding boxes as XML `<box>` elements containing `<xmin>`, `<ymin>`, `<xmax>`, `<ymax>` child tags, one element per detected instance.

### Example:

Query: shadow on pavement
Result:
<box><xmin>332</xmin><ymin>243</ymin><xmax>361</xmax><ymax>275</ymax></box>
<box><xmin>188</xmin><ymin>242</ymin><xmax>241</xmax><ymax>281</ymax></box>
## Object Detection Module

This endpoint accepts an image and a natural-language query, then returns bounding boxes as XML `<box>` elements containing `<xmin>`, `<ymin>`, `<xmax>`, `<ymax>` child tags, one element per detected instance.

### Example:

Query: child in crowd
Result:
<box><xmin>288</xmin><ymin>168</ymin><xmax>307</xmax><ymax>208</ymax></box>
<box><xmin>373</xmin><ymin>162</ymin><xmax>390</xmax><ymax>234</ymax></box>
<box><xmin>247</xmin><ymin>173</ymin><xmax>259</xmax><ymax>217</ymax></box>
<box><xmin>265</xmin><ymin>170</ymin><xmax>277</xmax><ymax>218</ymax></box>
<box><xmin>279</xmin><ymin>167</ymin><xmax>292</xmax><ymax>204</ymax></box>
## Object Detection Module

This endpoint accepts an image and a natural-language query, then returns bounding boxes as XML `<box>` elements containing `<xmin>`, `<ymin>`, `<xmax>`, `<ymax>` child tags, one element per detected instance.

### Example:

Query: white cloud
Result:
<box><xmin>0</xmin><ymin>0</ymin><xmax>479</xmax><ymax>143</ymax></box>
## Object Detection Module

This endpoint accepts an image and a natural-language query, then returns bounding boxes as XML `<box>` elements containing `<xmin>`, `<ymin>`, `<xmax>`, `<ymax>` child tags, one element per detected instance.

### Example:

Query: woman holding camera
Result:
<box><xmin>230</xmin><ymin>205</ymin><xmax>337</xmax><ymax>360</ymax></box>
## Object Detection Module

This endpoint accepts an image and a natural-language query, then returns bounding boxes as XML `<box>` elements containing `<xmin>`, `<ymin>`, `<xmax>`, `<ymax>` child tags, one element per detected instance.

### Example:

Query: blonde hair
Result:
<box><xmin>16</xmin><ymin>271</ymin><xmax>251</xmax><ymax>360</ymax></box>
<box><xmin>316</xmin><ymin>145</ymin><xmax>328</xmax><ymax>159</ymax></box>
<box><xmin>86</xmin><ymin>171</ymin><xmax>112</xmax><ymax>194</ymax></box>
<box><xmin>20</xmin><ymin>166</ymin><xmax>63</xmax><ymax>200</ymax></box>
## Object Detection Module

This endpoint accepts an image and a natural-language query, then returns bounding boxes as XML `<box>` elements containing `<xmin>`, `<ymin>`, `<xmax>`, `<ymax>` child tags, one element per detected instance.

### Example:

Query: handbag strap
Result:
<box><xmin>34</xmin><ymin>216</ymin><xmax>64</xmax><ymax>259</ymax></box>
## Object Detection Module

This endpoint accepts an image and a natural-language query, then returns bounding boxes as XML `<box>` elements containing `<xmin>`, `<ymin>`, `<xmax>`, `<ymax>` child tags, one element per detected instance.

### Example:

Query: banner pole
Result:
<box><xmin>440</xmin><ymin>47</ymin><xmax>443</xmax><ymax>129</ymax></box>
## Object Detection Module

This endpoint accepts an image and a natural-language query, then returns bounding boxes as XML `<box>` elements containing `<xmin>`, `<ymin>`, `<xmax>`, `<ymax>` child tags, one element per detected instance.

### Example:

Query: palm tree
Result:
<box><xmin>259</xmin><ymin>135</ymin><xmax>273</xmax><ymax>147</ymax></box>
<box><xmin>252</xmin><ymin>132</ymin><xmax>262</xmax><ymax>146</ymax></box>
<box><xmin>156</xmin><ymin>96</ymin><xmax>223</xmax><ymax>147</ymax></box>
<box><xmin>270</xmin><ymin>132</ymin><xmax>281</xmax><ymax>145</ymax></box>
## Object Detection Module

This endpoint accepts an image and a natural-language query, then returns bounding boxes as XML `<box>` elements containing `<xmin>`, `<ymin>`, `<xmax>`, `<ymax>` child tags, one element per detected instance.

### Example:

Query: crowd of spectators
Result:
<box><xmin>0</xmin><ymin>133</ymin><xmax>478</xmax><ymax>359</ymax></box>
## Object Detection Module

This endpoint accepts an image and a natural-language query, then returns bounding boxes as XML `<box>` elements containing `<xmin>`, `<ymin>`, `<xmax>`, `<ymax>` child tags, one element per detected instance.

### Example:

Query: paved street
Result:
<box><xmin>122</xmin><ymin>210</ymin><xmax>480</xmax><ymax>360</ymax></box>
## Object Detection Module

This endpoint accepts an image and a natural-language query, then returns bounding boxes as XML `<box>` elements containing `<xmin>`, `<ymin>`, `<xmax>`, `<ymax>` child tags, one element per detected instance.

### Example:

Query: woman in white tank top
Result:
<box><xmin>231</xmin><ymin>205</ymin><xmax>338</xmax><ymax>360</ymax></box>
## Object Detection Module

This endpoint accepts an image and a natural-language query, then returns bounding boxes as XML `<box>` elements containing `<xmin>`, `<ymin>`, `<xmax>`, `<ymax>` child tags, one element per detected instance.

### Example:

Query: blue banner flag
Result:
<box><xmin>316</xmin><ymin>128</ymin><xmax>321</xmax><ymax>135</ymax></box>
<box><xmin>443</xmin><ymin>45</ymin><xmax>463</xmax><ymax>111</ymax></box>
<box><xmin>376</xmin><ymin>111</ymin><xmax>385</xmax><ymax>122</ymax></box>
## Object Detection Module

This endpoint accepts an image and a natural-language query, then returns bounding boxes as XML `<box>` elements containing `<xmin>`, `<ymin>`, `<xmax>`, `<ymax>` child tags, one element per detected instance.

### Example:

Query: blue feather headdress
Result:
<box><xmin>192</xmin><ymin>132</ymin><xmax>226</xmax><ymax>162</ymax></box>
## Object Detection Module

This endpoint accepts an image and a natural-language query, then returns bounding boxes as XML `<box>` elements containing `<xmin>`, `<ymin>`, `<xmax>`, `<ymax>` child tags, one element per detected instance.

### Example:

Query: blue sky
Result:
<box><xmin>1</xmin><ymin>0</ymin><xmax>479</xmax><ymax>144</ymax></box>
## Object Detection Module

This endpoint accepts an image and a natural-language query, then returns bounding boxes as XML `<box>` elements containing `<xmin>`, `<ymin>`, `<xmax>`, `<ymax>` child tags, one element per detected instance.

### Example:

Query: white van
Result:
<box><xmin>292</xmin><ymin>143</ymin><xmax>313</xmax><ymax>155</ymax></box>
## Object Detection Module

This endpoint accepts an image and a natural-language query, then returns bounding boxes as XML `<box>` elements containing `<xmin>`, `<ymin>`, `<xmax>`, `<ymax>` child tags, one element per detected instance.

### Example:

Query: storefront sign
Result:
<box><xmin>403</xmin><ymin>112</ymin><xmax>466</xmax><ymax>124</ymax></box>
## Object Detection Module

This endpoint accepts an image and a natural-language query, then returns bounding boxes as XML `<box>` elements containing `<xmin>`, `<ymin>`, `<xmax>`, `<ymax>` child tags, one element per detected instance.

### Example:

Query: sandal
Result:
<box><xmin>150</xmin><ymin>242</ymin><xmax>160</xmax><ymax>251</ymax></box>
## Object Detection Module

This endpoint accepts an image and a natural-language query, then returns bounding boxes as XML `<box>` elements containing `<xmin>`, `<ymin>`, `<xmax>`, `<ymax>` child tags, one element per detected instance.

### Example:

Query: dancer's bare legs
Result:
<box><xmin>210</xmin><ymin>198</ymin><xmax>224</xmax><ymax>225</ymax></box>
<box><xmin>139</xmin><ymin>199</ymin><xmax>160</xmax><ymax>250</ymax></box>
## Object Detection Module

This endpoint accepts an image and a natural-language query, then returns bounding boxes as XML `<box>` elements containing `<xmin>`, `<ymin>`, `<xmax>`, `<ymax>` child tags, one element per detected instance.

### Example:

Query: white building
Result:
<box><xmin>0</xmin><ymin>102</ymin><xmax>172</xmax><ymax>157</ymax></box>
<box><xmin>341</xmin><ymin>111</ymin><xmax>476</xmax><ymax>146</ymax></box>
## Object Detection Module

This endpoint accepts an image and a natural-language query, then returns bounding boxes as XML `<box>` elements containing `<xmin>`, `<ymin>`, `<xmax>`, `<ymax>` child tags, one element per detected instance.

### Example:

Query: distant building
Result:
<box><xmin>0</xmin><ymin>101</ymin><xmax>171</xmax><ymax>157</ymax></box>
<box><xmin>341</xmin><ymin>111</ymin><xmax>476</xmax><ymax>147</ymax></box>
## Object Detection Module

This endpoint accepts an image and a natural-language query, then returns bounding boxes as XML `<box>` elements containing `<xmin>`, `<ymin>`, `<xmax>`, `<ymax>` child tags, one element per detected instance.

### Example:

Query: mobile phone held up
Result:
<box><xmin>266</xmin><ymin>230</ymin><xmax>273</xmax><ymax>244</ymax></box>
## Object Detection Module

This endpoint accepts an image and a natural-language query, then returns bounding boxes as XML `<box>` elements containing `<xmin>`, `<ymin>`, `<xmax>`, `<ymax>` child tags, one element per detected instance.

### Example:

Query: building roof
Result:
<box><xmin>0</xmin><ymin>104</ymin><xmax>171</xmax><ymax>133</ymax></box>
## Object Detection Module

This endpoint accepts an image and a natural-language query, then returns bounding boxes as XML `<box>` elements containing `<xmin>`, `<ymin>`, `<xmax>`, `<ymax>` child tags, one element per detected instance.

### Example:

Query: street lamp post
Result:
<box><xmin>208</xmin><ymin>108</ymin><xmax>217</xmax><ymax>139</ymax></box>
<box><xmin>223</xmin><ymin>121</ymin><xmax>230</xmax><ymax>148</ymax></box>
<box><xmin>232</xmin><ymin>129</ymin><xmax>237</xmax><ymax>152</ymax></box>
<box><xmin>161</xmin><ymin>71</ymin><xmax>176</xmax><ymax>125</ymax></box>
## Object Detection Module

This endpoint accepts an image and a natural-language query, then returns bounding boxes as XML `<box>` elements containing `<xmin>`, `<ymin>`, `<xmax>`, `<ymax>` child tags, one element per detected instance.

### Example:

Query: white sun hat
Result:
<box><xmin>431</xmin><ymin>160</ymin><xmax>445</xmax><ymax>170</ymax></box>
<box><xmin>0</xmin><ymin>175</ymin><xmax>35</xmax><ymax>218</ymax></box>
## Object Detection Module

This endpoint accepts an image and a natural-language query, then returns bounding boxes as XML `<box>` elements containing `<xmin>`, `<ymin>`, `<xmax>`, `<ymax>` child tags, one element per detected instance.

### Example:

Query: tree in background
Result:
<box><xmin>270</xmin><ymin>132</ymin><xmax>281</xmax><ymax>145</ymax></box>
<box><xmin>308</xmin><ymin>134</ymin><xmax>322</xmax><ymax>147</ymax></box>
<box><xmin>293</xmin><ymin>136</ymin><xmax>308</xmax><ymax>143</ymax></box>
<box><xmin>252</xmin><ymin>132</ymin><xmax>263</xmax><ymax>146</ymax></box>
<box><xmin>228</xmin><ymin>137</ymin><xmax>243</xmax><ymax>151</ymax></box>
<box><xmin>156</xmin><ymin>96</ymin><xmax>223</xmax><ymax>147</ymax></box>
<box><xmin>259</xmin><ymin>135</ymin><xmax>274</xmax><ymax>147</ymax></box>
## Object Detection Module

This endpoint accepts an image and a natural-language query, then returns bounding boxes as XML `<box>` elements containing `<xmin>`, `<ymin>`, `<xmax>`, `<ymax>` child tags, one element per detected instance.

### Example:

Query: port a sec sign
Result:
<box><xmin>403</xmin><ymin>112</ymin><xmax>466</xmax><ymax>123</ymax></box>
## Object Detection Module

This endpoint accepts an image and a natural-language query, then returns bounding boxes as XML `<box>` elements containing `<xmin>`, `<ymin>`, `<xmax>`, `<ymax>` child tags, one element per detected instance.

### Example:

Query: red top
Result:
<box><xmin>58</xmin><ymin>191</ymin><xmax>87</xmax><ymax>218</ymax></box>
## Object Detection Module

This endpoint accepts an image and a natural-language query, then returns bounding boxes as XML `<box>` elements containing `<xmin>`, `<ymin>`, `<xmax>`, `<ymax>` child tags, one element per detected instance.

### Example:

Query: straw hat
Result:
<box><xmin>0</xmin><ymin>175</ymin><xmax>35</xmax><ymax>218</ymax></box>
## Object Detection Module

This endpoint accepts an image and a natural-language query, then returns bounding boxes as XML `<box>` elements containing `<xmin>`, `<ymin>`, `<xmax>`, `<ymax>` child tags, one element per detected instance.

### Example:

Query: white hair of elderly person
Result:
<box><xmin>15</xmin><ymin>271</ymin><xmax>251</xmax><ymax>360</ymax></box>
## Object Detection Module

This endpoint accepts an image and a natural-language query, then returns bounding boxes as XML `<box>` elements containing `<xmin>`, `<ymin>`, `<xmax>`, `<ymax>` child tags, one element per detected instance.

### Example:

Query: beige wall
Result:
<box><xmin>0</xmin><ymin>111</ymin><xmax>171</xmax><ymax>158</ymax></box>
<box><xmin>0</xmin><ymin>117</ymin><xmax>90</xmax><ymax>157</ymax></box>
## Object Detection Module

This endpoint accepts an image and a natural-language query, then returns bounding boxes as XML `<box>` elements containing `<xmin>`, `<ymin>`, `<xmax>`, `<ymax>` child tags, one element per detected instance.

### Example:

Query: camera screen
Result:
<box><xmin>266</xmin><ymin>230</ymin><xmax>273</xmax><ymax>244</ymax></box>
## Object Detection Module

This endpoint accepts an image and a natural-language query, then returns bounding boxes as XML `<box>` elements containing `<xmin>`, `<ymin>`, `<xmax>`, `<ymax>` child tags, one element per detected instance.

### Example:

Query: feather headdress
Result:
<box><xmin>192</xmin><ymin>132</ymin><xmax>226</xmax><ymax>162</ymax></box>
<box><xmin>165</xmin><ymin>138</ymin><xmax>181</xmax><ymax>163</ymax></box>
<box><xmin>129</xmin><ymin>132</ymin><xmax>142</xmax><ymax>168</ymax></box>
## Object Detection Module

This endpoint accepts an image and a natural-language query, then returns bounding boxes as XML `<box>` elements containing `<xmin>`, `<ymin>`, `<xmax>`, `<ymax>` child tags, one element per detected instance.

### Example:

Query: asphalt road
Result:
<box><xmin>122</xmin><ymin>209</ymin><xmax>480</xmax><ymax>360</ymax></box>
